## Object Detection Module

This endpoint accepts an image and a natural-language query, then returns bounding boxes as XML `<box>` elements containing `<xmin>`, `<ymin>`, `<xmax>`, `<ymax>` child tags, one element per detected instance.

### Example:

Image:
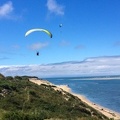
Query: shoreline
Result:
<box><xmin>29</xmin><ymin>78</ymin><xmax>120</xmax><ymax>120</ymax></box>
<box><xmin>58</xmin><ymin>85</ymin><xmax>120</xmax><ymax>120</ymax></box>
<box><xmin>71</xmin><ymin>92</ymin><xmax>120</xmax><ymax>120</ymax></box>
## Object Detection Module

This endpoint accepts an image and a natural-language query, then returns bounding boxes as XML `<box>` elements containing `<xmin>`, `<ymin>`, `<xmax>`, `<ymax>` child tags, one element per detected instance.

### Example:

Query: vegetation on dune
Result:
<box><xmin>0</xmin><ymin>73</ymin><xmax>109</xmax><ymax>120</ymax></box>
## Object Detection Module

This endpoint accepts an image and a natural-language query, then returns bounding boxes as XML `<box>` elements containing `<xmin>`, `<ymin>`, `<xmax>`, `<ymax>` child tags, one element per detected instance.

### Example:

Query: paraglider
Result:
<box><xmin>25</xmin><ymin>28</ymin><xmax>52</xmax><ymax>38</ymax></box>
<box><xmin>36</xmin><ymin>52</ymin><xmax>39</xmax><ymax>56</ymax></box>
<box><xmin>25</xmin><ymin>28</ymin><xmax>52</xmax><ymax>56</ymax></box>
<box><xmin>59</xmin><ymin>24</ymin><xmax>62</xmax><ymax>27</ymax></box>
<box><xmin>59</xmin><ymin>23</ymin><xmax>63</xmax><ymax>36</ymax></box>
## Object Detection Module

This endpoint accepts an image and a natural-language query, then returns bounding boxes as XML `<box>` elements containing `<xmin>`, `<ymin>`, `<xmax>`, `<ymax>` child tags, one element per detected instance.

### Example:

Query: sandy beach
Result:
<box><xmin>29</xmin><ymin>78</ymin><xmax>120</xmax><ymax>120</ymax></box>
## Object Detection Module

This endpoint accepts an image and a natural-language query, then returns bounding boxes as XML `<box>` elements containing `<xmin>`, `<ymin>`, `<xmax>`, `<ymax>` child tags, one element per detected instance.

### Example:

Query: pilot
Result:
<box><xmin>36</xmin><ymin>52</ymin><xmax>39</xmax><ymax>56</ymax></box>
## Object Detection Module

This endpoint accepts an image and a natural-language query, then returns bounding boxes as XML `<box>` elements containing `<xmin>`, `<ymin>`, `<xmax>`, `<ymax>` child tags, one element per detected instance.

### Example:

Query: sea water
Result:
<box><xmin>45</xmin><ymin>77</ymin><xmax>120</xmax><ymax>113</ymax></box>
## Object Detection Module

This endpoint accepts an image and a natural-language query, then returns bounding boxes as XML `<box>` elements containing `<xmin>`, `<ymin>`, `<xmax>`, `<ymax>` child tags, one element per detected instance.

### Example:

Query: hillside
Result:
<box><xmin>0</xmin><ymin>74</ymin><xmax>109</xmax><ymax>120</ymax></box>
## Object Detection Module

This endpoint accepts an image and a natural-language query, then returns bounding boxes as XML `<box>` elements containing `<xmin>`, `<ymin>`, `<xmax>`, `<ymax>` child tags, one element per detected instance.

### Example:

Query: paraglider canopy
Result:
<box><xmin>25</xmin><ymin>28</ymin><xmax>52</xmax><ymax>38</ymax></box>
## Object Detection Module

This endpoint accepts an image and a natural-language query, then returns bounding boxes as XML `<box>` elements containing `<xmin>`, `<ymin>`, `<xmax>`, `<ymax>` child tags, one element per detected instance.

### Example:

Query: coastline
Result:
<box><xmin>58</xmin><ymin>85</ymin><xmax>120</xmax><ymax>120</ymax></box>
<box><xmin>71</xmin><ymin>92</ymin><xmax>120</xmax><ymax>120</ymax></box>
<box><xmin>29</xmin><ymin>78</ymin><xmax>120</xmax><ymax>120</ymax></box>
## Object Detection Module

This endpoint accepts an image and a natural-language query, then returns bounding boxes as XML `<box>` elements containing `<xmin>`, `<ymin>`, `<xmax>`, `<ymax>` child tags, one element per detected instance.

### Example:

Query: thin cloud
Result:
<box><xmin>0</xmin><ymin>57</ymin><xmax>9</xmax><ymax>60</ymax></box>
<box><xmin>75</xmin><ymin>44</ymin><xmax>85</xmax><ymax>49</ymax></box>
<box><xmin>0</xmin><ymin>50</ymin><xmax>26</xmax><ymax>57</ymax></box>
<box><xmin>12</xmin><ymin>45</ymin><xmax>20</xmax><ymax>49</ymax></box>
<box><xmin>29</xmin><ymin>42</ymin><xmax>49</xmax><ymax>50</ymax></box>
<box><xmin>60</xmin><ymin>40</ymin><xmax>69</xmax><ymax>46</ymax></box>
<box><xmin>113</xmin><ymin>41</ymin><xmax>120</xmax><ymax>47</ymax></box>
<box><xmin>1</xmin><ymin>56</ymin><xmax>120</xmax><ymax>77</ymax></box>
<box><xmin>46</xmin><ymin>0</ymin><xmax>64</xmax><ymax>16</ymax></box>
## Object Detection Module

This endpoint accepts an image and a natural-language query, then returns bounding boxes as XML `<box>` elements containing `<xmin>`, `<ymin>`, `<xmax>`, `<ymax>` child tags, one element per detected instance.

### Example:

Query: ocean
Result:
<box><xmin>45</xmin><ymin>77</ymin><xmax>120</xmax><ymax>113</ymax></box>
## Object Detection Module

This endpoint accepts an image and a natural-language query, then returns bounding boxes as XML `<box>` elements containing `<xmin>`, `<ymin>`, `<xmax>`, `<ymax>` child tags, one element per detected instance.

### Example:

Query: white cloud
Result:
<box><xmin>29</xmin><ymin>42</ymin><xmax>49</xmax><ymax>50</ymax></box>
<box><xmin>1</xmin><ymin>56</ymin><xmax>120</xmax><ymax>77</ymax></box>
<box><xmin>0</xmin><ymin>1</ymin><xmax>13</xmax><ymax>18</ymax></box>
<box><xmin>0</xmin><ymin>1</ymin><xmax>22</xmax><ymax>20</ymax></box>
<box><xmin>60</xmin><ymin>40</ymin><xmax>69</xmax><ymax>46</ymax></box>
<box><xmin>46</xmin><ymin>0</ymin><xmax>64</xmax><ymax>16</ymax></box>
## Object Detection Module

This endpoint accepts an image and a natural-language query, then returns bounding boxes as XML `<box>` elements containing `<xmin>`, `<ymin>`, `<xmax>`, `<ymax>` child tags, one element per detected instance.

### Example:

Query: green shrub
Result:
<box><xmin>14</xmin><ymin>76</ymin><xmax>22</xmax><ymax>80</ymax></box>
<box><xmin>5</xmin><ymin>76</ymin><xmax>14</xmax><ymax>80</ymax></box>
<box><xmin>0</xmin><ymin>74</ymin><xmax>109</xmax><ymax>120</ymax></box>
<box><xmin>2</xmin><ymin>111</ymin><xmax>50</xmax><ymax>120</ymax></box>
<box><xmin>0</xmin><ymin>73</ymin><xmax>5</xmax><ymax>79</ymax></box>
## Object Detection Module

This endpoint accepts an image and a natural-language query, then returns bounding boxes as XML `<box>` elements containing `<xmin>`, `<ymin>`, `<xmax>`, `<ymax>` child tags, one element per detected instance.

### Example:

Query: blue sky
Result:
<box><xmin>0</xmin><ymin>0</ymin><xmax>120</xmax><ymax>77</ymax></box>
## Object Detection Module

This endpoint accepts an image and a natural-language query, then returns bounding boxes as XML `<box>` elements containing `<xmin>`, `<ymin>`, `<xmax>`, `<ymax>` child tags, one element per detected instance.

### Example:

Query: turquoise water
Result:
<box><xmin>45</xmin><ymin>77</ymin><xmax>120</xmax><ymax>113</ymax></box>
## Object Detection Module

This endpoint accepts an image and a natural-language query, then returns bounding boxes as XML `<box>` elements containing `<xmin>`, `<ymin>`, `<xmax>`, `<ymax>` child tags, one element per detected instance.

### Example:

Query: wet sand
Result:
<box><xmin>29</xmin><ymin>78</ymin><xmax>120</xmax><ymax>120</ymax></box>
